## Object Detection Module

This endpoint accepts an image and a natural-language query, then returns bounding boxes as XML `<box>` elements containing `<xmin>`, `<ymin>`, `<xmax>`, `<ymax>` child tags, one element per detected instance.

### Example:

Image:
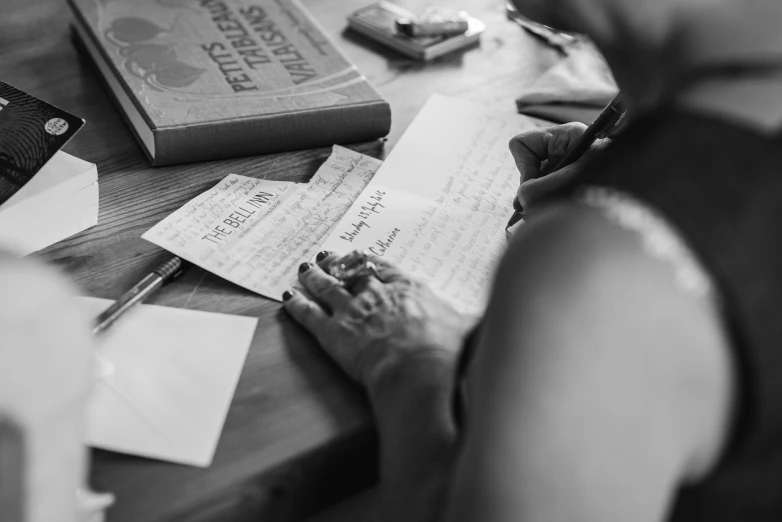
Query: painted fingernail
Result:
<box><xmin>282</xmin><ymin>290</ymin><xmax>294</xmax><ymax>301</ymax></box>
<box><xmin>316</xmin><ymin>250</ymin><xmax>330</xmax><ymax>262</ymax></box>
<box><xmin>298</xmin><ymin>262</ymin><xmax>311</xmax><ymax>273</ymax></box>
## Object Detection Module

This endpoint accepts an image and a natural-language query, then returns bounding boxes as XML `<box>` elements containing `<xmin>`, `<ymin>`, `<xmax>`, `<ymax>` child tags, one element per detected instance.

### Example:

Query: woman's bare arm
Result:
<box><xmin>448</xmin><ymin>203</ymin><xmax>735</xmax><ymax>522</ymax></box>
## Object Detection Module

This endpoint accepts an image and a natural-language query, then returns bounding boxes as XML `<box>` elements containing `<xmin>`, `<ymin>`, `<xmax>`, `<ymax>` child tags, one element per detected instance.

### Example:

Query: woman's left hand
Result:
<box><xmin>282</xmin><ymin>252</ymin><xmax>469</xmax><ymax>397</ymax></box>
<box><xmin>284</xmin><ymin>252</ymin><xmax>465</xmax><ymax>520</ymax></box>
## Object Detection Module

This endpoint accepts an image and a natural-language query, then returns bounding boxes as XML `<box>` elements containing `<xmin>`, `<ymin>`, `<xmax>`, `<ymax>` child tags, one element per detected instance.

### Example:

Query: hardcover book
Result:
<box><xmin>67</xmin><ymin>0</ymin><xmax>392</xmax><ymax>166</ymax></box>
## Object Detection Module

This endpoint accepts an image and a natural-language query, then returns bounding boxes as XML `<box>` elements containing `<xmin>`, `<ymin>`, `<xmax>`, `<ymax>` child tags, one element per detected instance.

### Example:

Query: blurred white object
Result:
<box><xmin>0</xmin><ymin>255</ymin><xmax>95</xmax><ymax>522</ymax></box>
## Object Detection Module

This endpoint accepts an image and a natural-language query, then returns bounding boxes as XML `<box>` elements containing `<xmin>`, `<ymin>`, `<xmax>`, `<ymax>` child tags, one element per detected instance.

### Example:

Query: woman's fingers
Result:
<box><xmin>510</xmin><ymin>123</ymin><xmax>588</xmax><ymax>211</ymax></box>
<box><xmin>316</xmin><ymin>249</ymin><xmax>408</xmax><ymax>285</ymax></box>
<box><xmin>282</xmin><ymin>281</ymin><xmax>370</xmax><ymax>384</ymax></box>
<box><xmin>282</xmin><ymin>290</ymin><xmax>329</xmax><ymax>344</ymax></box>
<box><xmin>347</xmin><ymin>274</ymin><xmax>389</xmax><ymax>308</ymax></box>
<box><xmin>315</xmin><ymin>250</ymin><xmax>337</xmax><ymax>268</ymax></box>
<box><xmin>509</xmin><ymin>122</ymin><xmax>588</xmax><ymax>184</ymax></box>
<box><xmin>518</xmin><ymin>163</ymin><xmax>581</xmax><ymax>208</ymax></box>
<box><xmin>297</xmin><ymin>262</ymin><xmax>352</xmax><ymax>313</ymax></box>
<box><xmin>519</xmin><ymin>135</ymin><xmax>612</xmax><ymax>208</ymax></box>
<box><xmin>366</xmin><ymin>254</ymin><xmax>406</xmax><ymax>283</ymax></box>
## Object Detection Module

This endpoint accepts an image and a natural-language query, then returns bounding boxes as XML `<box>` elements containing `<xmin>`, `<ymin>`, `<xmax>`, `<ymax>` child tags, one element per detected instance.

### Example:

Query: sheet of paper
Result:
<box><xmin>141</xmin><ymin>176</ymin><xmax>296</xmax><ymax>276</ymax></box>
<box><xmin>79</xmin><ymin>296</ymin><xmax>257</xmax><ymax>467</ymax></box>
<box><xmin>321</xmin><ymin>95</ymin><xmax>537</xmax><ymax>315</ymax></box>
<box><xmin>142</xmin><ymin>146</ymin><xmax>382</xmax><ymax>300</ymax></box>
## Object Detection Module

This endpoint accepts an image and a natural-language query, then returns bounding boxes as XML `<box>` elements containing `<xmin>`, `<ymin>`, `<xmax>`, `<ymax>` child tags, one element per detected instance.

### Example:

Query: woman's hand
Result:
<box><xmin>282</xmin><ymin>251</ymin><xmax>468</xmax><ymax>398</ymax></box>
<box><xmin>510</xmin><ymin>122</ymin><xmax>610</xmax><ymax>211</ymax></box>
<box><xmin>284</xmin><ymin>252</ymin><xmax>466</xmax><ymax>521</ymax></box>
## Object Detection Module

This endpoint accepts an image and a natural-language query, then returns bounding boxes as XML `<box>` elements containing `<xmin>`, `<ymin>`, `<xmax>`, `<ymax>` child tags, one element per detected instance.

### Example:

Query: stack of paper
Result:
<box><xmin>0</xmin><ymin>151</ymin><xmax>98</xmax><ymax>255</ymax></box>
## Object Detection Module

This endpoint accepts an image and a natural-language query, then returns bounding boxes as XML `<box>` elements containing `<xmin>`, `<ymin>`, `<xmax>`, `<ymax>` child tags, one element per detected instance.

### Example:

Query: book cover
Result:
<box><xmin>0</xmin><ymin>81</ymin><xmax>84</xmax><ymax>205</ymax></box>
<box><xmin>67</xmin><ymin>0</ymin><xmax>391</xmax><ymax>166</ymax></box>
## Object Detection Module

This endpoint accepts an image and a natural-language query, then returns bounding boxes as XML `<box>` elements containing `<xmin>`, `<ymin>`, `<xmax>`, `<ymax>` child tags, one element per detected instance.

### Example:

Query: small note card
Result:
<box><xmin>142</xmin><ymin>146</ymin><xmax>382</xmax><ymax>300</ymax></box>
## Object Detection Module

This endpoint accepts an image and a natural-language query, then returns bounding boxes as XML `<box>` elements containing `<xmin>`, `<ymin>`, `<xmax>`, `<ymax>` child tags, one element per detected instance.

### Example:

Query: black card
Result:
<box><xmin>0</xmin><ymin>81</ymin><xmax>85</xmax><ymax>205</ymax></box>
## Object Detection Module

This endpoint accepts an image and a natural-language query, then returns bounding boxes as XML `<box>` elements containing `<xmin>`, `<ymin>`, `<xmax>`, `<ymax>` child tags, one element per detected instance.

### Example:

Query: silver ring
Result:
<box><xmin>364</xmin><ymin>261</ymin><xmax>381</xmax><ymax>281</ymax></box>
<box><xmin>329</xmin><ymin>251</ymin><xmax>382</xmax><ymax>282</ymax></box>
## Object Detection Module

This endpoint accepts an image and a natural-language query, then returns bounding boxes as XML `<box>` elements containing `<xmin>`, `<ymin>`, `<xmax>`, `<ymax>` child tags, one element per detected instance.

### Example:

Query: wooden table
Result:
<box><xmin>3</xmin><ymin>1</ymin><xmax>557</xmax><ymax>520</ymax></box>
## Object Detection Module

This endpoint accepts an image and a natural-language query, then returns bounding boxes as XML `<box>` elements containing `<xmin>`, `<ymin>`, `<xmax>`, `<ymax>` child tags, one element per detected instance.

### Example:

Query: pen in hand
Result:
<box><xmin>92</xmin><ymin>256</ymin><xmax>187</xmax><ymax>336</ymax></box>
<box><xmin>506</xmin><ymin>92</ymin><xmax>627</xmax><ymax>230</ymax></box>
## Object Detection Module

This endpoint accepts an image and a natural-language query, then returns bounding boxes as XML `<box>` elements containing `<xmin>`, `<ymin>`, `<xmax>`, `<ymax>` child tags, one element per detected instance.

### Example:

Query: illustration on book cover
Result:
<box><xmin>78</xmin><ymin>0</ymin><xmax>364</xmax><ymax>120</ymax></box>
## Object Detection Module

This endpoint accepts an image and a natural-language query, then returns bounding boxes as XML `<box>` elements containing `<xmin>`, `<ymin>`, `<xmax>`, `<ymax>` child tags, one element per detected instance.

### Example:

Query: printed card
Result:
<box><xmin>0</xmin><ymin>81</ymin><xmax>85</xmax><ymax>206</ymax></box>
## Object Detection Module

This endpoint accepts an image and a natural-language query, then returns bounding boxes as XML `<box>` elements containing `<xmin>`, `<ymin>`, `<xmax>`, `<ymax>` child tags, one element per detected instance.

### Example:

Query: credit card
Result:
<box><xmin>0</xmin><ymin>81</ymin><xmax>85</xmax><ymax>206</ymax></box>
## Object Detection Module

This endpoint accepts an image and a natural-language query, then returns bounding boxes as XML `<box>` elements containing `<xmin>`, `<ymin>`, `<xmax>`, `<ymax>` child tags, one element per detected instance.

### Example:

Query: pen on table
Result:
<box><xmin>506</xmin><ymin>92</ymin><xmax>628</xmax><ymax>230</ymax></box>
<box><xmin>92</xmin><ymin>256</ymin><xmax>187</xmax><ymax>336</ymax></box>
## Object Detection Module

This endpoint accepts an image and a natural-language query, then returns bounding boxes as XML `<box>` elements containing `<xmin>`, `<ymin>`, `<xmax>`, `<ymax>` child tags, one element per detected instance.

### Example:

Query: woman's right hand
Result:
<box><xmin>509</xmin><ymin>122</ymin><xmax>610</xmax><ymax>212</ymax></box>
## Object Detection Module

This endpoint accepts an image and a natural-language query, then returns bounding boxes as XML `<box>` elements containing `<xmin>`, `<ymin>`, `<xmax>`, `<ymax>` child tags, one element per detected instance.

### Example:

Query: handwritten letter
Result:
<box><xmin>143</xmin><ymin>146</ymin><xmax>382</xmax><ymax>299</ymax></box>
<box><xmin>321</xmin><ymin>95</ymin><xmax>537</xmax><ymax>315</ymax></box>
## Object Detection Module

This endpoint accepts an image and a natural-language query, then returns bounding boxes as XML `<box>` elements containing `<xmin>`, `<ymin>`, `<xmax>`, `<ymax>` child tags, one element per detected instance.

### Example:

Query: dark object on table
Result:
<box><xmin>0</xmin><ymin>81</ymin><xmax>84</xmax><ymax>205</ymax></box>
<box><xmin>395</xmin><ymin>8</ymin><xmax>470</xmax><ymax>38</ymax></box>
<box><xmin>349</xmin><ymin>1</ymin><xmax>484</xmax><ymax>61</ymax></box>
<box><xmin>93</xmin><ymin>256</ymin><xmax>186</xmax><ymax>336</ymax></box>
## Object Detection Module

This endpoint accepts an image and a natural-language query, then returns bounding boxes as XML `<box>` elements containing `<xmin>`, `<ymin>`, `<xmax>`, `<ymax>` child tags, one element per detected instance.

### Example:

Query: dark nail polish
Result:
<box><xmin>316</xmin><ymin>250</ymin><xmax>330</xmax><ymax>262</ymax></box>
<box><xmin>298</xmin><ymin>262</ymin><xmax>311</xmax><ymax>273</ymax></box>
<box><xmin>282</xmin><ymin>290</ymin><xmax>294</xmax><ymax>301</ymax></box>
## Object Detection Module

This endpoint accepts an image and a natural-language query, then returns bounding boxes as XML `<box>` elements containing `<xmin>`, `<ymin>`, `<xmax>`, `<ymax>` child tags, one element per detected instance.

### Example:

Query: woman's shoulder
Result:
<box><xmin>484</xmin><ymin>196</ymin><xmax>735</xmax><ymax>479</ymax></box>
<box><xmin>501</xmin><ymin>192</ymin><xmax>713</xmax><ymax>308</ymax></box>
<box><xmin>499</xmin><ymin>194</ymin><xmax>720</xmax><ymax>349</ymax></box>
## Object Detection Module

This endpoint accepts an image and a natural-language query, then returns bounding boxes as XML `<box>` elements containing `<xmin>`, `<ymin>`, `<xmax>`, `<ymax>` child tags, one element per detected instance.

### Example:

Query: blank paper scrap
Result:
<box><xmin>80</xmin><ymin>296</ymin><xmax>257</xmax><ymax>467</ymax></box>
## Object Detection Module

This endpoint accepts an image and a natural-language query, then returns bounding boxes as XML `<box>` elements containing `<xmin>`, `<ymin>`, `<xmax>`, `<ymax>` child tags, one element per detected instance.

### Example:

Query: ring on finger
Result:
<box><xmin>364</xmin><ymin>261</ymin><xmax>381</xmax><ymax>280</ymax></box>
<box><xmin>329</xmin><ymin>251</ymin><xmax>383</xmax><ymax>283</ymax></box>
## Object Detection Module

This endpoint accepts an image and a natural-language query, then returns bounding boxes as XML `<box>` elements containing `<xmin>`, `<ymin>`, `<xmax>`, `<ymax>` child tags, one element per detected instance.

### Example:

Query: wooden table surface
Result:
<box><xmin>2</xmin><ymin>1</ymin><xmax>557</xmax><ymax>520</ymax></box>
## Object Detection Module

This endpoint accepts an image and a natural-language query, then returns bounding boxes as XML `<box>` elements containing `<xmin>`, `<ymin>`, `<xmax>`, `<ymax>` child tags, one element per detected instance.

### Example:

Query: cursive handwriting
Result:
<box><xmin>339</xmin><ymin>219</ymin><xmax>370</xmax><ymax>242</ymax></box>
<box><xmin>368</xmin><ymin>227</ymin><xmax>401</xmax><ymax>256</ymax></box>
<box><xmin>143</xmin><ymin>146</ymin><xmax>383</xmax><ymax>301</ymax></box>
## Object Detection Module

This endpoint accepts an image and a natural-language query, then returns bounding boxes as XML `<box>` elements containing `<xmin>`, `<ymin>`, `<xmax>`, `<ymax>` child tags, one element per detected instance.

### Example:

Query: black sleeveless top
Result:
<box><xmin>570</xmin><ymin>108</ymin><xmax>782</xmax><ymax>520</ymax></box>
<box><xmin>456</xmin><ymin>108</ymin><xmax>782</xmax><ymax>520</ymax></box>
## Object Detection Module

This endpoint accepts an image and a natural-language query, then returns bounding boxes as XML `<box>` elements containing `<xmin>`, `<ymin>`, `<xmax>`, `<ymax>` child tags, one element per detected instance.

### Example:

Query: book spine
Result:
<box><xmin>151</xmin><ymin>101</ymin><xmax>391</xmax><ymax>166</ymax></box>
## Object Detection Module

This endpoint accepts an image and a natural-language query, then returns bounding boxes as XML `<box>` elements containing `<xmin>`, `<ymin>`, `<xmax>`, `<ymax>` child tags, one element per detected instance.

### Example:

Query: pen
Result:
<box><xmin>92</xmin><ymin>256</ymin><xmax>187</xmax><ymax>336</ymax></box>
<box><xmin>506</xmin><ymin>92</ymin><xmax>627</xmax><ymax>229</ymax></box>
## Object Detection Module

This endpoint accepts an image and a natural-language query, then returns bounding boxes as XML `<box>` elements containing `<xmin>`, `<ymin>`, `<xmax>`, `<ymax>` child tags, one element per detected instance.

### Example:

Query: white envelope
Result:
<box><xmin>78</xmin><ymin>297</ymin><xmax>257</xmax><ymax>467</ymax></box>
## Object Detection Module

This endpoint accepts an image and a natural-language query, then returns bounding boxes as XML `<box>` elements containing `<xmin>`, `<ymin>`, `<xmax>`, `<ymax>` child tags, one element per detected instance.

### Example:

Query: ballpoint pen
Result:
<box><xmin>92</xmin><ymin>256</ymin><xmax>187</xmax><ymax>336</ymax></box>
<box><xmin>506</xmin><ymin>92</ymin><xmax>628</xmax><ymax>230</ymax></box>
